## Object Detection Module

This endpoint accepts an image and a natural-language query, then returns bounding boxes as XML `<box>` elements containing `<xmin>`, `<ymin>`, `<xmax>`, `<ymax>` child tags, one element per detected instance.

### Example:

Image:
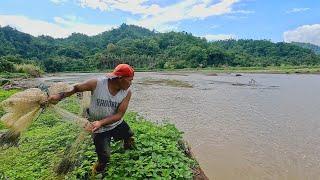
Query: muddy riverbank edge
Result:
<box><xmin>178</xmin><ymin>140</ymin><xmax>209</xmax><ymax>180</ymax></box>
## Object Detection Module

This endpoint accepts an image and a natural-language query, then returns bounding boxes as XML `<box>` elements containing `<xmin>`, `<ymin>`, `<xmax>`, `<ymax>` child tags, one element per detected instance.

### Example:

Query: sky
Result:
<box><xmin>0</xmin><ymin>0</ymin><xmax>319</xmax><ymax>45</ymax></box>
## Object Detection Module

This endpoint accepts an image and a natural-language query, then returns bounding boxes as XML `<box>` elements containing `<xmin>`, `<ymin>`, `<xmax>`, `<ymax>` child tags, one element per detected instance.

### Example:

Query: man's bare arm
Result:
<box><xmin>48</xmin><ymin>79</ymin><xmax>97</xmax><ymax>104</ymax></box>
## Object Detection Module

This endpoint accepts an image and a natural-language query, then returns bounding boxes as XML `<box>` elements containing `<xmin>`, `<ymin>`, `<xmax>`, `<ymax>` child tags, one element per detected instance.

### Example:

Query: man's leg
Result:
<box><xmin>92</xmin><ymin>132</ymin><xmax>111</xmax><ymax>173</ymax></box>
<box><xmin>112</xmin><ymin>121</ymin><xmax>135</xmax><ymax>150</ymax></box>
<box><xmin>123</xmin><ymin>136</ymin><xmax>135</xmax><ymax>150</ymax></box>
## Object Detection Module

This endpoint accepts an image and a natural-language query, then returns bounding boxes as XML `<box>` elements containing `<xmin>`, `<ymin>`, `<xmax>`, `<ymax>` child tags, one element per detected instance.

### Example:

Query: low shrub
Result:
<box><xmin>14</xmin><ymin>64</ymin><xmax>43</xmax><ymax>77</ymax></box>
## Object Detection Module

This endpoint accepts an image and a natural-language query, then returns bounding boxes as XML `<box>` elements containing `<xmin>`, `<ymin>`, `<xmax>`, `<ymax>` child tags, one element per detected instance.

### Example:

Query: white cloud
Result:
<box><xmin>188</xmin><ymin>0</ymin><xmax>239</xmax><ymax>19</ymax></box>
<box><xmin>78</xmin><ymin>0</ymin><xmax>245</xmax><ymax>31</ymax></box>
<box><xmin>283</xmin><ymin>24</ymin><xmax>320</xmax><ymax>46</ymax></box>
<box><xmin>286</xmin><ymin>8</ymin><xmax>310</xmax><ymax>14</ymax></box>
<box><xmin>202</xmin><ymin>34</ymin><xmax>236</xmax><ymax>41</ymax></box>
<box><xmin>50</xmin><ymin>0</ymin><xmax>68</xmax><ymax>5</ymax></box>
<box><xmin>0</xmin><ymin>15</ymin><xmax>116</xmax><ymax>38</ymax></box>
<box><xmin>78</xmin><ymin>0</ymin><xmax>109</xmax><ymax>11</ymax></box>
<box><xmin>79</xmin><ymin>0</ymin><xmax>162</xmax><ymax>15</ymax></box>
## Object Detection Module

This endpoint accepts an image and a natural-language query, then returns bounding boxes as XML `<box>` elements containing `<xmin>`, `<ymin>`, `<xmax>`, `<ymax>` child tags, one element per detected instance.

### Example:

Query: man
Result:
<box><xmin>48</xmin><ymin>64</ymin><xmax>135</xmax><ymax>173</ymax></box>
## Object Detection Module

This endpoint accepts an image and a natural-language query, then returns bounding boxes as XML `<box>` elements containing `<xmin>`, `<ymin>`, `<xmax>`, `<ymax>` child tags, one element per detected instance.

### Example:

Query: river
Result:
<box><xmin>37</xmin><ymin>72</ymin><xmax>320</xmax><ymax>180</ymax></box>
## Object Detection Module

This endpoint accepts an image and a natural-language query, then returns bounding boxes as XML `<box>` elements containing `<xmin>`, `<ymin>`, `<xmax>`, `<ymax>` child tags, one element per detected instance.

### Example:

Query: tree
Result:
<box><xmin>0</xmin><ymin>58</ymin><xmax>15</xmax><ymax>72</ymax></box>
<box><xmin>186</xmin><ymin>46</ymin><xmax>207</xmax><ymax>68</ymax></box>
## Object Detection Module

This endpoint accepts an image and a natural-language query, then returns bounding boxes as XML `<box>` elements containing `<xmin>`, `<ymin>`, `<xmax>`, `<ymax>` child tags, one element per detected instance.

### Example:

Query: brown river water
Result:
<box><xmin>37</xmin><ymin>72</ymin><xmax>320</xmax><ymax>180</ymax></box>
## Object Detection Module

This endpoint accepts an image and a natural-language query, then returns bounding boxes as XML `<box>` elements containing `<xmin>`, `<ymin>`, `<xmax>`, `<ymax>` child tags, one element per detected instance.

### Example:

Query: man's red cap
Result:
<box><xmin>107</xmin><ymin>64</ymin><xmax>134</xmax><ymax>78</ymax></box>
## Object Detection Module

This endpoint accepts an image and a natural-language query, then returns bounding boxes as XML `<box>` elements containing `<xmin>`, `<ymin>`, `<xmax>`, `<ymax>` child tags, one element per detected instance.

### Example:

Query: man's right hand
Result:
<box><xmin>47</xmin><ymin>94</ymin><xmax>62</xmax><ymax>104</ymax></box>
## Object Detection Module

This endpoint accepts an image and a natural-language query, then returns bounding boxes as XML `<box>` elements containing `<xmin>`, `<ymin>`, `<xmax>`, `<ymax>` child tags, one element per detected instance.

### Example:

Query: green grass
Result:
<box><xmin>166</xmin><ymin>65</ymin><xmax>320</xmax><ymax>74</ymax></box>
<box><xmin>122</xmin><ymin>65</ymin><xmax>320</xmax><ymax>74</ymax></box>
<box><xmin>0</xmin><ymin>90</ymin><xmax>196</xmax><ymax>179</ymax></box>
<box><xmin>0</xmin><ymin>72</ymin><xmax>29</xmax><ymax>79</ymax></box>
<box><xmin>5</xmin><ymin>65</ymin><xmax>318</xmax><ymax>77</ymax></box>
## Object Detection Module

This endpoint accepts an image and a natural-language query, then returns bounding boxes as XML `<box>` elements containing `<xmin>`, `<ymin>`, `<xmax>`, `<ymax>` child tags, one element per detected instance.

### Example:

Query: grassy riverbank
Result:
<box><xmin>86</xmin><ymin>65</ymin><xmax>320</xmax><ymax>74</ymax></box>
<box><xmin>154</xmin><ymin>65</ymin><xmax>320</xmax><ymax>74</ymax></box>
<box><xmin>1</xmin><ymin>65</ymin><xmax>320</xmax><ymax>80</ymax></box>
<box><xmin>0</xmin><ymin>90</ymin><xmax>199</xmax><ymax>179</ymax></box>
<box><xmin>0</xmin><ymin>72</ymin><xmax>29</xmax><ymax>79</ymax></box>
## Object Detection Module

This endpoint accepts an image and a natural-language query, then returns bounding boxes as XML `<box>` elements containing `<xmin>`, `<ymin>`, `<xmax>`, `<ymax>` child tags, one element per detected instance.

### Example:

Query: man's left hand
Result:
<box><xmin>92</xmin><ymin>121</ymin><xmax>102</xmax><ymax>132</ymax></box>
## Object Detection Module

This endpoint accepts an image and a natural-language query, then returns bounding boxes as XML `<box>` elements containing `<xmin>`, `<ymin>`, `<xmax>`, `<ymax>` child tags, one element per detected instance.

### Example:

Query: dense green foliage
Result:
<box><xmin>292</xmin><ymin>42</ymin><xmax>320</xmax><ymax>55</ymax></box>
<box><xmin>0</xmin><ymin>55</ymin><xmax>43</xmax><ymax>77</ymax></box>
<box><xmin>211</xmin><ymin>40</ymin><xmax>320</xmax><ymax>66</ymax></box>
<box><xmin>0</xmin><ymin>92</ymin><xmax>196</xmax><ymax>179</ymax></box>
<box><xmin>1</xmin><ymin>24</ymin><xmax>320</xmax><ymax>72</ymax></box>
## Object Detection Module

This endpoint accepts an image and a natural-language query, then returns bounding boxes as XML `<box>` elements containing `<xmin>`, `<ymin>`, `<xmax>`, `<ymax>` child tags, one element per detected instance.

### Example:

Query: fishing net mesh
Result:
<box><xmin>1</xmin><ymin>82</ymin><xmax>94</xmax><ymax>174</ymax></box>
<box><xmin>0</xmin><ymin>82</ymin><xmax>92</xmax><ymax>147</ymax></box>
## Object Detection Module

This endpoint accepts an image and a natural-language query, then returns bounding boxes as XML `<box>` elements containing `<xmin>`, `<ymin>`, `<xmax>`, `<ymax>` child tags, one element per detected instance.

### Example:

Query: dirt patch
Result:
<box><xmin>2</xmin><ymin>79</ymin><xmax>39</xmax><ymax>90</ymax></box>
<box><xmin>138</xmin><ymin>78</ymin><xmax>193</xmax><ymax>88</ymax></box>
<box><xmin>206</xmin><ymin>73</ymin><xmax>218</xmax><ymax>76</ymax></box>
<box><xmin>159</xmin><ymin>73</ymin><xmax>189</xmax><ymax>76</ymax></box>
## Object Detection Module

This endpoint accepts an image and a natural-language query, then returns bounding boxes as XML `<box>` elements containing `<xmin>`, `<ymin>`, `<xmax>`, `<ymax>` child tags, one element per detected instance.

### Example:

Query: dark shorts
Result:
<box><xmin>105</xmin><ymin>120</ymin><xmax>134</xmax><ymax>141</ymax></box>
<box><xmin>92</xmin><ymin>120</ymin><xmax>134</xmax><ymax>142</ymax></box>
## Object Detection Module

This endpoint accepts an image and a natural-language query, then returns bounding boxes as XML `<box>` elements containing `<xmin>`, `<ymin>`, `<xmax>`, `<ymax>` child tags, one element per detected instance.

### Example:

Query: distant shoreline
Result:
<box><xmin>1</xmin><ymin>66</ymin><xmax>320</xmax><ymax>81</ymax></box>
<box><xmin>138</xmin><ymin>66</ymin><xmax>320</xmax><ymax>74</ymax></box>
<box><xmin>81</xmin><ymin>65</ymin><xmax>320</xmax><ymax>74</ymax></box>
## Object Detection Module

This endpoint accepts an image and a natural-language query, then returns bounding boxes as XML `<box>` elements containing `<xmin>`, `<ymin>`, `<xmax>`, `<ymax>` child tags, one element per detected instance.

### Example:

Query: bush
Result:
<box><xmin>14</xmin><ymin>64</ymin><xmax>43</xmax><ymax>77</ymax></box>
<box><xmin>0</xmin><ymin>59</ymin><xmax>15</xmax><ymax>72</ymax></box>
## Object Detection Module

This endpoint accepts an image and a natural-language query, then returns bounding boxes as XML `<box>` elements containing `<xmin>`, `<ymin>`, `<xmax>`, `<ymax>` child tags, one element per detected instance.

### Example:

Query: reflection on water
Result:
<box><xmin>38</xmin><ymin>72</ymin><xmax>320</xmax><ymax>180</ymax></box>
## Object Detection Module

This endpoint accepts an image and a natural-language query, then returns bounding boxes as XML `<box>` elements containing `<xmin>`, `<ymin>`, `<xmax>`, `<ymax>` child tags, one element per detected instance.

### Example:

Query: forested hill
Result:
<box><xmin>291</xmin><ymin>42</ymin><xmax>320</xmax><ymax>55</ymax></box>
<box><xmin>1</xmin><ymin>24</ymin><xmax>320</xmax><ymax>72</ymax></box>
